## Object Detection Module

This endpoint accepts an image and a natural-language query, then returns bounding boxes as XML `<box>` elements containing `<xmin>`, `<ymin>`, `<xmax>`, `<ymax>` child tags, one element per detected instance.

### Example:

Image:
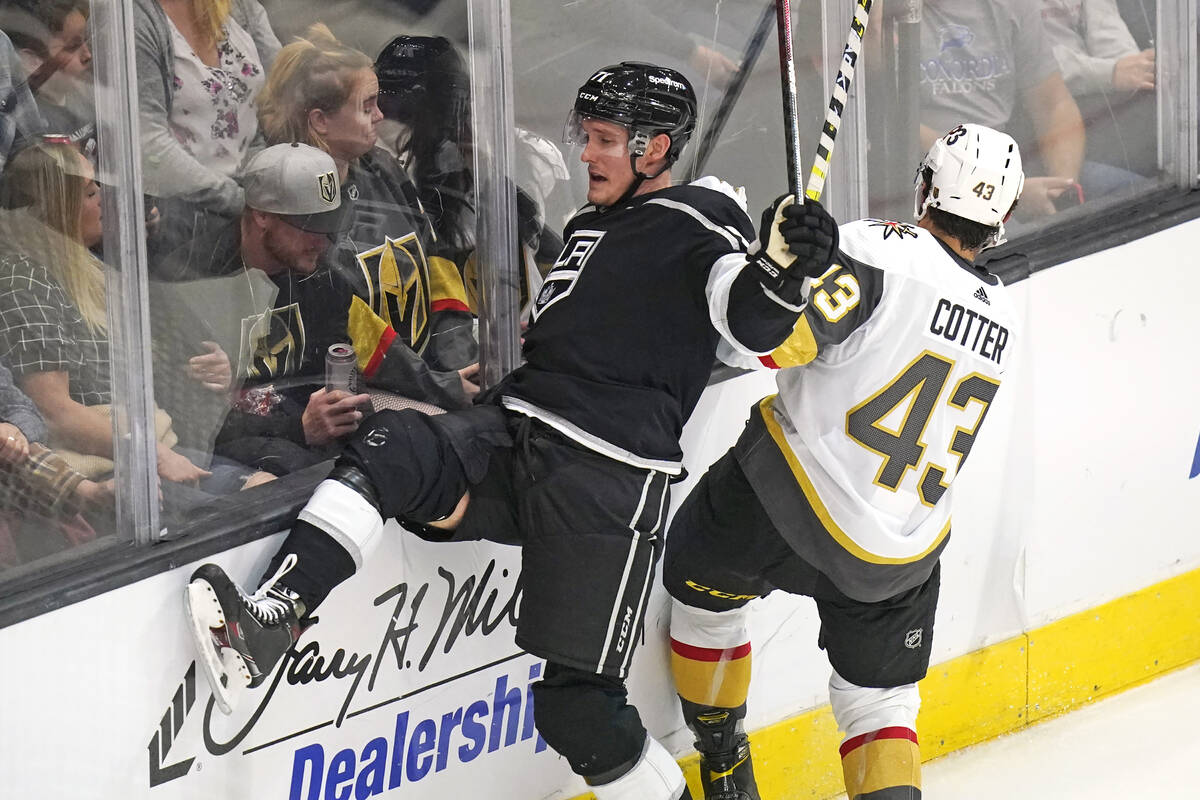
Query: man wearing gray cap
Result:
<box><xmin>155</xmin><ymin>142</ymin><xmax>371</xmax><ymax>476</ymax></box>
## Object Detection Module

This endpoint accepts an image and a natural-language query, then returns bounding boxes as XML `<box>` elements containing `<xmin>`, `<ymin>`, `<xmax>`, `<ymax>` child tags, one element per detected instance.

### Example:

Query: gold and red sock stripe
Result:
<box><xmin>839</xmin><ymin>726</ymin><xmax>921</xmax><ymax>799</ymax></box>
<box><xmin>669</xmin><ymin>639</ymin><xmax>752</xmax><ymax>708</ymax></box>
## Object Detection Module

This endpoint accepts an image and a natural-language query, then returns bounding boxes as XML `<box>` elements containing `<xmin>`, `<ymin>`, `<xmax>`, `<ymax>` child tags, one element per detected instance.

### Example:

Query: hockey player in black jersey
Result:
<box><xmin>184</xmin><ymin>61</ymin><xmax>838</xmax><ymax>800</ymax></box>
<box><xmin>664</xmin><ymin>123</ymin><xmax>1025</xmax><ymax>800</ymax></box>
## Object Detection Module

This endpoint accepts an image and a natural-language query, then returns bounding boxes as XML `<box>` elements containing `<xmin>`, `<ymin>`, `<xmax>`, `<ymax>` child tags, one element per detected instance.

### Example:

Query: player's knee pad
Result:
<box><xmin>829</xmin><ymin>669</ymin><xmax>921</xmax><ymax>800</ymax></box>
<box><xmin>587</xmin><ymin>735</ymin><xmax>687</xmax><ymax>800</ymax></box>
<box><xmin>296</xmin><ymin>475</ymin><xmax>384</xmax><ymax>568</ymax></box>
<box><xmin>532</xmin><ymin>662</ymin><xmax>647</xmax><ymax>781</ymax></box>
<box><xmin>340</xmin><ymin>409</ymin><xmax>466</xmax><ymax>522</ymax></box>
<box><xmin>669</xmin><ymin>600</ymin><xmax>752</xmax><ymax>709</ymax></box>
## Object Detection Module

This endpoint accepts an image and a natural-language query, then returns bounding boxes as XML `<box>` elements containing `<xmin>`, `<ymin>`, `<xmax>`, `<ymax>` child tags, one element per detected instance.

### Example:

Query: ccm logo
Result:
<box><xmin>685</xmin><ymin>580</ymin><xmax>758</xmax><ymax>602</ymax></box>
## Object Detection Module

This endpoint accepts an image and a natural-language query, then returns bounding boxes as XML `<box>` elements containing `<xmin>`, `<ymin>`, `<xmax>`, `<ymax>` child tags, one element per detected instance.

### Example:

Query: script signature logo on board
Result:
<box><xmin>148</xmin><ymin>558</ymin><xmax>526</xmax><ymax>788</ymax></box>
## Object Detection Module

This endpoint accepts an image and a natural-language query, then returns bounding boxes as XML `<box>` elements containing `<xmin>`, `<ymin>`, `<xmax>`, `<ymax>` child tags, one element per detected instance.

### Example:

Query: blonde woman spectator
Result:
<box><xmin>0</xmin><ymin>141</ymin><xmax>270</xmax><ymax>505</ymax></box>
<box><xmin>133</xmin><ymin>0</ymin><xmax>279</xmax><ymax>250</ymax></box>
<box><xmin>256</xmin><ymin>25</ymin><xmax>478</xmax><ymax>408</ymax></box>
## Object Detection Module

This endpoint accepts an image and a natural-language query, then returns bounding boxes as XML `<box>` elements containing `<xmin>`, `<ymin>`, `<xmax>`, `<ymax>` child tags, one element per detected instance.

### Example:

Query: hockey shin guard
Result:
<box><xmin>829</xmin><ymin>669</ymin><xmax>922</xmax><ymax>799</ymax></box>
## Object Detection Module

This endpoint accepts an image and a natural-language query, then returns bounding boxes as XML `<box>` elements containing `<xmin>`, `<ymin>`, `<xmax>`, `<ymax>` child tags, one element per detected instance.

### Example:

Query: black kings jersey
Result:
<box><xmin>500</xmin><ymin>180</ymin><xmax>758</xmax><ymax>473</ymax></box>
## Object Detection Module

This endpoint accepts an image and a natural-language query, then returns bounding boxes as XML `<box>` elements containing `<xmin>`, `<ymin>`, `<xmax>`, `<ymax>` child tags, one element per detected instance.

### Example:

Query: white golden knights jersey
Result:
<box><xmin>733</xmin><ymin>219</ymin><xmax>1017</xmax><ymax>600</ymax></box>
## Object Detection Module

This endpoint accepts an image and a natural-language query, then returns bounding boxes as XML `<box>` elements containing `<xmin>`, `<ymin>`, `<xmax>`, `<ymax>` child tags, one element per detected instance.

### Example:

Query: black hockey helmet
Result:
<box><xmin>566</xmin><ymin>61</ymin><xmax>697</xmax><ymax>163</ymax></box>
<box><xmin>374</xmin><ymin>35</ymin><xmax>468</xmax><ymax>126</ymax></box>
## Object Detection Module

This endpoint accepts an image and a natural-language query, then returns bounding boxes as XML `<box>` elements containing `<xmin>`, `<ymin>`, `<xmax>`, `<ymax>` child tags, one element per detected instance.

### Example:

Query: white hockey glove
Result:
<box><xmin>750</xmin><ymin>195</ymin><xmax>840</xmax><ymax>304</ymax></box>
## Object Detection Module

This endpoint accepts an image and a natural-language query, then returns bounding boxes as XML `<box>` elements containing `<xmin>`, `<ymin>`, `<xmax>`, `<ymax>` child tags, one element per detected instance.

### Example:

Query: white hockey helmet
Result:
<box><xmin>914</xmin><ymin>123</ymin><xmax>1025</xmax><ymax>249</ymax></box>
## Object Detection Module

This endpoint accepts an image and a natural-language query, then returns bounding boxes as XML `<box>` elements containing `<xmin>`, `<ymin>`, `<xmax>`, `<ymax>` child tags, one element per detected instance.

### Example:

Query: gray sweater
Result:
<box><xmin>133</xmin><ymin>0</ymin><xmax>280</xmax><ymax>215</ymax></box>
<box><xmin>0</xmin><ymin>361</ymin><xmax>47</xmax><ymax>443</ymax></box>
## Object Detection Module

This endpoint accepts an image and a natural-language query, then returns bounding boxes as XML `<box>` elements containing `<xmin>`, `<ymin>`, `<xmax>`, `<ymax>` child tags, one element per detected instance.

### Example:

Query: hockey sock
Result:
<box><xmin>828</xmin><ymin>670</ymin><xmax>922</xmax><ymax>799</ymax></box>
<box><xmin>261</xmin><ymin>518</ymin><xmax>356</xmax><ymax>615</ymax></box>
<box><xmin>839</xmin><ymin>726</ymin><xmax>921</xmax><ymax>799</ymax></box>
<box><xmin>669</xmin><ymin>601</ymin><xmax>753</xmax><ymax>712</ymax></box>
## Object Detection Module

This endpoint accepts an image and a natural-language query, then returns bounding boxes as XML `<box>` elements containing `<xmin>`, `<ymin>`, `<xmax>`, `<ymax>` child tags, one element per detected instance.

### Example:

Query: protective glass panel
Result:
<box><xmin>866</xmin><ymin>0</ymin><xmax>1165</xmax><ymax>233</ymax></box>
<box><xmin>514</xmin><ymin>1</ymin><xmax>832</xmax><ymax>237</ymax></box>
<box><xmin>142</xmin><ymin>0</ymin><xmax>481</xmax><ymax>533</ymax></box>
<box><xmin>0</xmin><ymin>0</ymin><xmax>136</xmax><ymax>577</ymax></box>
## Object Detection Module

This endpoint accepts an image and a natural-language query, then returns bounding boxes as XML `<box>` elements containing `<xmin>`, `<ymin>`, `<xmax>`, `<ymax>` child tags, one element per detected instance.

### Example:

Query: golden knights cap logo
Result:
<box><xmin>318</xmin><ymin>171</ymin><xmax>337</xmax><ymax>205</ymax></box>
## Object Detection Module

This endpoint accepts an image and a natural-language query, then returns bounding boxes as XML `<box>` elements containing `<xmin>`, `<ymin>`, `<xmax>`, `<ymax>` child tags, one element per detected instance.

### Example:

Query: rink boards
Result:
<box><xmin>1</xmin><ymin>217</ymin><xmax>1199</xmax><ymax>799</ymax></box>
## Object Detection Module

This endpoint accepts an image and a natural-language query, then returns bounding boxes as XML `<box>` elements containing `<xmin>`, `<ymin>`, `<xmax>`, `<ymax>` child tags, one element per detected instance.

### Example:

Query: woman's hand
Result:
<box><xmin>0</xmin><ymin>422</ymin><xmax>29</xmax><ymax>465</ymax></box>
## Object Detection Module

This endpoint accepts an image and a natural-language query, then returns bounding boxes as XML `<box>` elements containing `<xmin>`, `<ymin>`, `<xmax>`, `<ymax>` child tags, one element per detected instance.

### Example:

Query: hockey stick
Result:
<box><xmin>686</xmin><ymin>2</ymin><xmax>775</xmax><ymax>181</ymax></box>
<box><xmin>773</xmin><ymin>0</ymin><xmax>804</xmax><ymax>201</ymax></box>
<box><xmin>805</xmin><ymin>0</ymin><xmax>874</xmax><ymax>202</ymax></box>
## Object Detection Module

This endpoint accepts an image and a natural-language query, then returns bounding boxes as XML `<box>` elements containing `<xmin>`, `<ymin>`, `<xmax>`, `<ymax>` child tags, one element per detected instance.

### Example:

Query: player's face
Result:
<box><xmin>263</xmin><ymin>216</ymin><xmax>332</xmax><ymax>275</ymax></box>
<box><xmin>579</xmin><ymin>118</ymin><xmax>635</xmax><ymax>206</ymax></box>
<box><xmin>320</xmin><ymin>69</ymin><xmax>384</xmax><ymax>163</ymax></box>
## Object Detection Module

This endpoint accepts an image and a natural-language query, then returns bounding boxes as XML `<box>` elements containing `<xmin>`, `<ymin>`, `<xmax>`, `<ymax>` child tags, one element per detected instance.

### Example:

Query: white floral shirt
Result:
<box><xmin>167</xmin><ymin>18</ymin><xmax>264</xmax><ymax>179</ymax></box>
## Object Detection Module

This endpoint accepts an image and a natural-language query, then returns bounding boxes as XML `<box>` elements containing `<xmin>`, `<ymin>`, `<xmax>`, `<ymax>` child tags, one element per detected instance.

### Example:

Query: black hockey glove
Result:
<box><xmin>750</xmin><ymin>195</ymin><xmax>840</xmax><ymax>304</ymax></box>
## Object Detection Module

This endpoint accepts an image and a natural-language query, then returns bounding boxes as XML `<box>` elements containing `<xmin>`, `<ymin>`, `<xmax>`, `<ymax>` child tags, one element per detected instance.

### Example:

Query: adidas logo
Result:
<box><xmin>973</xmin><ymin>286</ymin><xmax>991</xmax><ymax>305</ymax></box>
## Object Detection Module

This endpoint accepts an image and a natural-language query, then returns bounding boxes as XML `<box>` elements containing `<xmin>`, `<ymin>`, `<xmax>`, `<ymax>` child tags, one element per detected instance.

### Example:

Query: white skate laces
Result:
<box><xmin>245</xmin><ymin>553</ymin><xmax>300</xmax><ymax>623</ymax></box>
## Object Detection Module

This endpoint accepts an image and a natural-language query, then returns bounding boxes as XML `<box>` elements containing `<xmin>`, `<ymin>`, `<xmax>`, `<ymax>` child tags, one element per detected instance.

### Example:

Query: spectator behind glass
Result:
<box><xmin>153</xmin><ymin>142</ymin><xmax>371</xmax><ymax>477</ymax></box>
<box><xmin>0</xmin><ymin>358</ymin><xmax>113</xmax><ymax>567</ymax></box>
<box><xmin>0</xmin><ymin>29</ymin><xmax>43</xmax><ymax>172</ymax></box>
<box><xmin>133</xmin><ymin>0</ymin><xmax>279</xmax><ymax>256</ymax></box>
<box><xmin>374</xmin><ymin>33</ymin><xmax>569</xmax><ymax>320</ymax></box>
<box><xmin>0</xmin><ymin>141</ymin><xmax>271</xmax><ymax>510</ymax></box>
<box><xmin>919</xmin><ymin>0</ymin><xmax>1148</xmax><ymax>217</ymax></box>
<box><xmin>1041</xmin><ymin>0</ymin><xmax>1157</xmax><ymax>179</ymax></box>
<box><xmin>919</xmin><ymin>0</ymin><xmax>1084</xmax><ymax>217</ymax></box>
<box><xmin>0</xmin><ymin>0</ymin><xmax>95</xmax><ymax>159</ymax></box>
<box><xmin>256</xmin><ymin>25</ymin><xmax>479</xmax><ymax>407</ymax></box>
<box><xmin>373</xmin><ymin>34</ymin><xmax>476</xmax><ymax>266</ymax></box>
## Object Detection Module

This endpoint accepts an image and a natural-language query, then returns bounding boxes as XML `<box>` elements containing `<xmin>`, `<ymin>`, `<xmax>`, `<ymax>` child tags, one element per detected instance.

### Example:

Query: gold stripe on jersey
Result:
<box><xmin>766</xmin><ymin>315</ymin><xmax>819</xmax><ymax>368</ymax></box>
<box><xmin>427</xmin><ymin>255</ymin><xmax>469</xmax><ymax>309</ymax></box>
<box><xmin>759</xmin><ymin>395</ymin><xmax>952</xmax><ymax>565</ymax></box>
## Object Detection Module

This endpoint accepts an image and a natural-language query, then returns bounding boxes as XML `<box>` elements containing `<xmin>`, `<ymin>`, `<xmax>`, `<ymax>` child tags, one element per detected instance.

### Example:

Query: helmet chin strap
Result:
<box><xmin>606</xmin><ymin>153</ymin><xmax>673</xmax><ymax>209</ymax></box>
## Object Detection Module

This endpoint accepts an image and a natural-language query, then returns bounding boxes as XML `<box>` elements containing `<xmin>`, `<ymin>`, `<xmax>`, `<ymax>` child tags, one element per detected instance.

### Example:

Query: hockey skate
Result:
<box><xmin>184</xmin><ymin>554</ymin><xmax>311</xmax><ymax>714</ymax></box>
<box><xmin>692</xmin><ymin>710</ymin><xmax>761</xmax><ymax>800</ymax></box>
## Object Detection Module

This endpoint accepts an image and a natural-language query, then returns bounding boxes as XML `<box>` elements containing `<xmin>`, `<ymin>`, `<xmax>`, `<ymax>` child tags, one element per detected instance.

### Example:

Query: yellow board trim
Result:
<box><xmin>758</xmin><ymin>395</ymin><xmax>952</xmax><ymax>566</ymax></box>
<box><xmin>567</xmin><ymin>564</ymin><xmax>1200</xmax><ymax>800</ymax></box>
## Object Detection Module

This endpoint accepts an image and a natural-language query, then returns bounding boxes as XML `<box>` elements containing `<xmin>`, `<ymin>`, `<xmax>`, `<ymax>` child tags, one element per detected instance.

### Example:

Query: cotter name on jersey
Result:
<box><xmin>928</xmin><ymin>297</ymin><xmax>1009</xmax><ymax>365</ymax></box>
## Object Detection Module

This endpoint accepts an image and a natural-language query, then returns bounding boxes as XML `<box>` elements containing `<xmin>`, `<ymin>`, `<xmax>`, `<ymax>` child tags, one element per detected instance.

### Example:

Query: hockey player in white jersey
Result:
<box><xmin>664</xmin><ymin>123</ymin><xmax>1024</xmax><ymax>800</ymax></box>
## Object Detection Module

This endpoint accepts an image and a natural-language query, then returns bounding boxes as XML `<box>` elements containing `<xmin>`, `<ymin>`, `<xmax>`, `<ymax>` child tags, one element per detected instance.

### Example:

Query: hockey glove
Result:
<box><xmin>750</xmin><ymin>195</ymin><xmax>840</xmax><ymax>304</ymax></box>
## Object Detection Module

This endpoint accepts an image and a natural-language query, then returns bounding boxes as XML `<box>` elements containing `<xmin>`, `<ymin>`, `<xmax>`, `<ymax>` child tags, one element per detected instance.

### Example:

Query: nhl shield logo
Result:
<box><xmin>904</xmin><ymin>628</ymin><xmax>923</xmax><ymax>649</ymax></box>
<box><xmin>317</xmin><ymin>171</ymin><xmax>337</xmax><ymax>204</ymax></box>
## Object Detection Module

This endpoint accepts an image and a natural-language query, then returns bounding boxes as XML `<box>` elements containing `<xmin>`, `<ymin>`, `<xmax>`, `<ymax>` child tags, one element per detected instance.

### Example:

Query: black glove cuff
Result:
<box><xmin>751</xmin><ymin>253</ymin><xmax>808</xmax><ymax>305</ymax></box>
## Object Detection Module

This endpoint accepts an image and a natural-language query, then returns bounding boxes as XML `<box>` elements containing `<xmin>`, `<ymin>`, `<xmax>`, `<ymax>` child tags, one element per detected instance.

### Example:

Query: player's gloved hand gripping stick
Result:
<box><xmin>750</xmin><ymin>0</ymin><xmax>874</xmax><ymax>304</ymax></box>
<box><xmin>751</xmin><ymin>195</ymin><xmax>839</xmax><ymax>304</ymax></box>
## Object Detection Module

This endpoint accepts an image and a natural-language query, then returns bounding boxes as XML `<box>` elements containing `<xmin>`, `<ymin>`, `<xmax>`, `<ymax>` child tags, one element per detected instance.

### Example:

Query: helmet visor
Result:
<box><xmin>563</xmin><ymin>111</ymin><xmax>631</xmax><ymax>158</ymax></box>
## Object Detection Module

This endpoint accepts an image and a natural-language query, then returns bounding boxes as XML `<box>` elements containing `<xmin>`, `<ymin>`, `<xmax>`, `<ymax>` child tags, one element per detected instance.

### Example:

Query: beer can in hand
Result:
<box><xmin>325</xmin><ymin>343</ymin><xmax>358</xmax><ymax>393</ymax></box>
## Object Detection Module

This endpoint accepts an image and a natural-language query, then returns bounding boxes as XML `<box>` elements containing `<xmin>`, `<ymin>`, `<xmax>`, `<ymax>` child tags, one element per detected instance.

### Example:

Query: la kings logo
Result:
<box><xmin>532</xmin><ymin>230</ymin><xmax>605</xmax><ymax>322</ymax></box>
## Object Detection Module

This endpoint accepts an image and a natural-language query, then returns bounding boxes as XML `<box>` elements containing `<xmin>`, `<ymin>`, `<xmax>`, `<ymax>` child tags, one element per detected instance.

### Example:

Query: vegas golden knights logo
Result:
<box><xmin>242</xmin><ymin>303</ymin><xmax>306</xmax><ymax>379</ymax></box>
<box><xmin>317</xmin><ymin>171</ymin><xmax>337</xmax><ymax>204</ymax></box>
<box><xmin>355</xmin><ymin>232</ymin><xmax>430</xmax><ymax>353</ymax></box>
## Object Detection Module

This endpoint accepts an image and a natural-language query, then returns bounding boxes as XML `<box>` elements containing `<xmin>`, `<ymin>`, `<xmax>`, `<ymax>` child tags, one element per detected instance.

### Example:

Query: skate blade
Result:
<box><xmin>184</xmin><ymin>581</ymin><xmax>250</xmax><ymax>715</ymax></box>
